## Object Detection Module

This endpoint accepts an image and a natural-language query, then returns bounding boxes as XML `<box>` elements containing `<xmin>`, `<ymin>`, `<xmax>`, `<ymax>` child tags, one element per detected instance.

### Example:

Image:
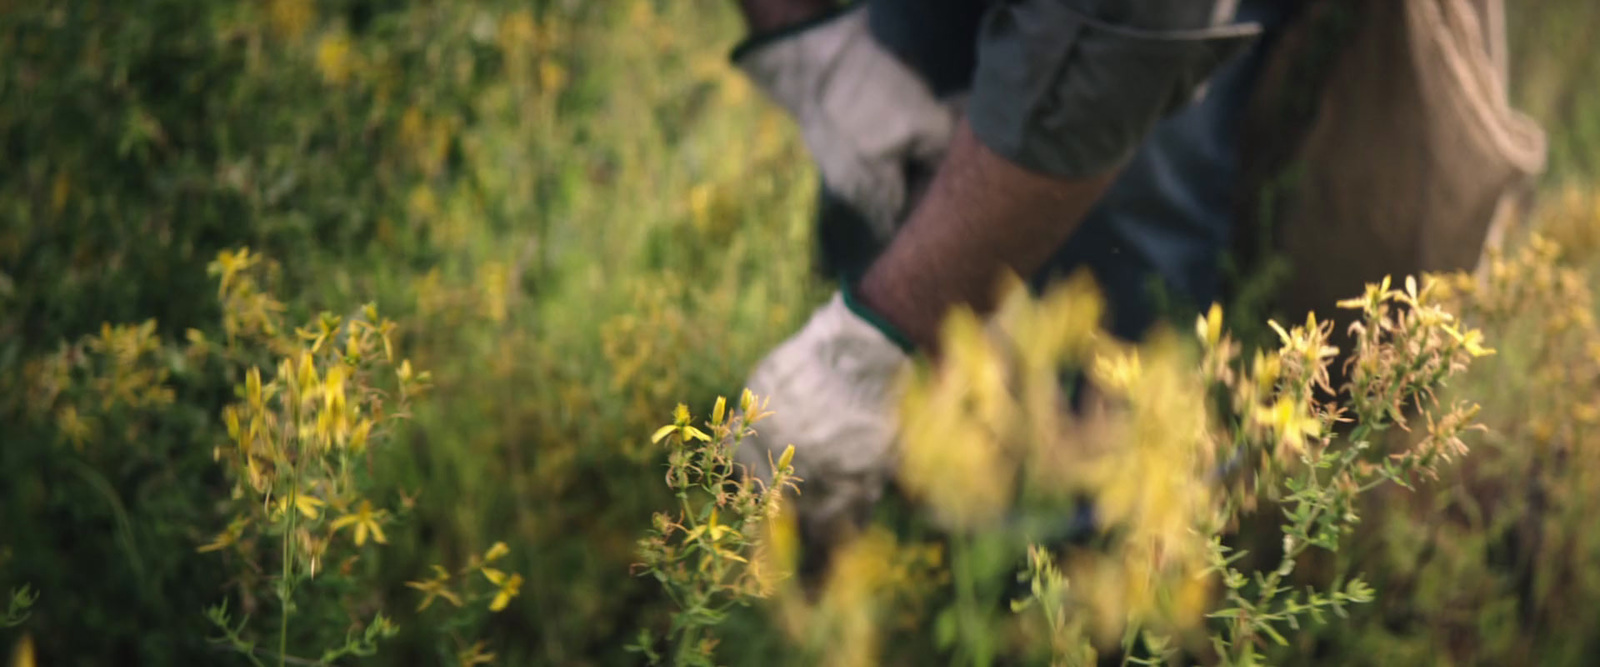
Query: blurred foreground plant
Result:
<box><xmin>634</xmin><ymin>268</ymin><xmax>1493</xmax><ymax>666</ymax></box>
<box><xmin>961</xmin><ymin>272</ymin><xmax>1488</xmax><ymax>665</ymax></box>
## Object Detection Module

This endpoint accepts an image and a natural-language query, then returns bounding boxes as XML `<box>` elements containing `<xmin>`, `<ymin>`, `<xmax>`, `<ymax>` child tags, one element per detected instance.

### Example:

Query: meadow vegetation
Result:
<box><xmin>2</xmin><ymin>1</ymin><xmax>1599</xmax><ymax>665</ymax></box>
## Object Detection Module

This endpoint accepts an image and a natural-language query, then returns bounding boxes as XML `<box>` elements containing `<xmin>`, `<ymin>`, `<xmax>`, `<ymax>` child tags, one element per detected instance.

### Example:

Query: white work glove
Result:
<box><xmin>734</xmin><ymin>4</ymin><xmax>959</xmax><ymax>241</ymax></box>
<box><xmin>735</xmin><ymin>290</ymin><xmax>911</xmax><ymax>549</ymax></box>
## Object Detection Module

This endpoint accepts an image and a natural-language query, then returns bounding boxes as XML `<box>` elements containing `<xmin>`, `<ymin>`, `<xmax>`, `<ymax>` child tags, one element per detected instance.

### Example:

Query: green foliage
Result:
<box><xmin>3</xmin><ymin>586</ymin><xmax>37</xmax><ymax>630</ymax></box>
<box><xmin>630</xmin><ymin>395</ymin><xmax>797</xmax><ymax>665</ymax></box>
<box><xmin>627</xmin><ymin>272</ymin><xmax>1492</xmax><ymax>667</ymax></box>
<box><xmin>1509</xmin><ymin>3</ymin><xmax>1600</xmax><ymax>182</ymax></box>
<box><xmin>3</xmin><ymin>0</ymin><xmax>1597</xmax><ymax>665</ymax></box>
<box><xmin>1310</xmin><ymin>219</ymin><xmax>1600</xmax><ymax>666</ymax></box>
<box><xmin>2</xmin><ymin>0</ymin><xmax>815</xmax><ymax>663</ymax></box>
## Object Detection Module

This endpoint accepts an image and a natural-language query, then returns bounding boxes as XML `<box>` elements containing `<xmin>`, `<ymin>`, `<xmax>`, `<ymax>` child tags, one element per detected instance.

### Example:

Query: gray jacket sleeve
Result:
<box><xmin>967</xmin><ymin>0</ymin><xmax>1262</xmax><ymax>178</ymax></box>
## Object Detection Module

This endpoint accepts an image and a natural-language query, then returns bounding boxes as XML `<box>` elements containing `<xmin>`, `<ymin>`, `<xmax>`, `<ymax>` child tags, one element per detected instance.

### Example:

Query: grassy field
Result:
<box><xmin>3</xmin><ymin>1</ymin><xmax>1599</xmax><ymax>665</ymax></box>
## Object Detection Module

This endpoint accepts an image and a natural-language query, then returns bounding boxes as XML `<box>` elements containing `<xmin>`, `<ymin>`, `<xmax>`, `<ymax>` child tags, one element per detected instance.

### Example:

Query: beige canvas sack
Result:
<box><xmin>1247</xmin><ymin>0</ymin><xmax>1547</xmax><ymax>327</ymax></box>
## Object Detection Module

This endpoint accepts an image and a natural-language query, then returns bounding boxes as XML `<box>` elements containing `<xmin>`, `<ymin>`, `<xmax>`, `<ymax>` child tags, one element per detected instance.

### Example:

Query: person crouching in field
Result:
<box><xmin>726</xmin><ymin>0</ymin><xmax>1545</xmax><ymax>574</ymax></box>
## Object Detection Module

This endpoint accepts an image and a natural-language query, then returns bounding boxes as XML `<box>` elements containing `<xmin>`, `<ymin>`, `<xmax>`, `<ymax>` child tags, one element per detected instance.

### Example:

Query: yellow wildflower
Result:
<box><xmin>539</xmin><ymin>60</ymin><xmax>568</xmax><ymax>93</ymax></box>
<box><xmin>481</xmin><ymin>567</ymin><xmax>524</xmax><ymax>612</ymax></box>
<box><xmin>710</xmin><ymin>395</ymin><xmax>727</xmax><ymax>427</ymax></box>
<box><xmin>651</xmin><ymin>403</ymin><xmax>710</xmax><ymax>444</ymax></box>
<box><xmin>349</xmin><ymin>419</ymin><xmax>373</xmax><ymax>452</ymax></box>
<box><xmin>316</xmin><ymin>33</ymin><xmax>354</xmax><ymax>85</ymax></box>
<box><xmin>273</xmin><ymin>492</ymin><xmax>325</xmax><ymax>520</ymax></box>
<box><xmin>897</xmin><ymin>359</ymin><xmax>1013</xmax><ymax>531</ymax></box>
<box><xmin>456</xmin><ymin>641</ymin><xmax>496</xmax><ymax>666</ymax></box>
<box><xmin>1337</xmin><ymin>275</ymin><xmax>1395</xmax><ymax>312</ymax></box>
<box><xmin>245</xmin><ymin>366</ymin><xmax>264</xmax><ymax>409</ymax></box>
<box><xmin>1441</xmin><ymin>324</ymin><xmax>1496</xmax><ymax>357</ymax></box>
<box><xmin>1195</xmin><ymin>302</ymin><xmax>1223</xmax><ymax>348</ymax></box>
<box><xmin>1253</xmin><ymin>350</ymin><xmax>1281</xmax><ymax>394</ymax></box>
<box><xmin>55</xmin><ymin>405</ymin><xmax>92</xmax><ymax>450</ymax></box>
<box><xmin>1257</xmin><ymin>398</ymin><xmax>1321</xmax><ymax>456</ymax></box>
<box><xmin>484</xmin><ymin>541</ymin><xmax>511</xmax><ymax>563</ymax></box>
<box><xmin>686</xmin><ymin>509</ymin><xmax>747</xmax><ymax>569</ymax></box>
<box><xmin>329</xmin><ymin>500</ymin><xmax>388</xmax><ymax>546</ymax></box>
<box><xmin>1092</xmin><ymin>348</ymin><xmax>1143</xmax><ymax>392</ymax></box>
<box><xmin>198</xmin><ymin>516</ymin><xmax>252</xmax><ymax>553</ymax></box>
<box><xmin>405</xmin><ymin>565</ymin><xmax>464</xmax><ymax>611</ymax></box>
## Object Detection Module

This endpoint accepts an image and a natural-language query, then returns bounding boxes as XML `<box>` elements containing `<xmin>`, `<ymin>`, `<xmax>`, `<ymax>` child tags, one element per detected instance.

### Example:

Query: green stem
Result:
<box><xmin>279</xmin><ymin>395</ymin><xmax>305</xmax><ymax>667</ymax></box>
<box><xmin>679</xmin><ymin>492</ymin><xmax>695</xmax><ymax>529</ymax></box>
<box><xmin>950</xmin><ymin>538</ymin><xmax>990</xmax><ymax>667</ymax></box>
<box><xmin>1234</xmin><ymin>436</ymin><xmax>1380</xmax><ymax>661</ymax></box>
<box><xmin>674</xmin><ymin>614</ymin><xmax>702</xmax><ymax>665</ymax></box>
<box><xmin>280</xmin><ymin>500</ymin><xmax>294</xmax><ymax>665</ymax></box>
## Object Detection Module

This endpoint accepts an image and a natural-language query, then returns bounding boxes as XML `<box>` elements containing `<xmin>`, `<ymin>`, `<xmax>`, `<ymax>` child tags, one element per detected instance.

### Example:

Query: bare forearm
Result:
<box><xmin>735</xmin><ymin>0</ymin><xmax>836</xmax><ymax>33</ymax></box>
<box><xmin>856</xmin><ymin>120</ymin><xmax>1116</xmax><ymax>351</ymax></box>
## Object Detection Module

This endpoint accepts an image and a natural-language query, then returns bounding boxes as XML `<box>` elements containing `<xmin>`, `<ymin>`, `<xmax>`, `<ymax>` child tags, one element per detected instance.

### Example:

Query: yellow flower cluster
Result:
<box><xmin>23</xmin><ymin>319</ymin><xmax>176</xmax><ymax>450</ymax></box>
<box><xmin>634</xmin><ymin>392</ymin><xmax>814</xmax><ymax>665</ymax></box>
<box><xmin>778</xmin><ymin>527</ymin><xmax>945</xmax><ymax>667</ymax></box>
<box><xmin>890</xmin><ymin>265</ymin><xmax>1493</xmax><ymax>661</ymax></box>
<box><xmin>188</xmin><ymin>247</ymin><xmax>531</xmax><ymax>662</ymax></box>
<box><xmin>896</xmin><ymin>271</ymin><xmax>1221</xmax><ymax>644</ymax></box>
<box><xmin>898</xmin><ymin>271</ymin><xmax>1108</xmax><ymax>531</ymax></box>
<box><xmin>213</xmin><ymin>302</ymin><xmax>409</xmax><ymax>503</ymax></box>
<box><xmin>405</xmin><ymin>541</ymin><xmax>523</xmax><ymax>615</ymax></box>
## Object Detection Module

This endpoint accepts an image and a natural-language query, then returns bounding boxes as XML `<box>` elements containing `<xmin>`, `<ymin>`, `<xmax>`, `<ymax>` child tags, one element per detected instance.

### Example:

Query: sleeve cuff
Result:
<box><xmin>840</xmin><ymin>279</ymin><xmax>916</xmax><ymax>354</ymax></box>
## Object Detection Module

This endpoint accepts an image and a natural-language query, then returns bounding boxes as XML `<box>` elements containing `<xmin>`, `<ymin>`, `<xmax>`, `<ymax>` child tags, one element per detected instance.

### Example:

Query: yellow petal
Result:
<box><xmin>11</xmin><ymin>634</ymin><xmax>35</xmax><ymax>667</ymax></box>
<box><xmin>1204</xmin><ymin>303</ymin><xmax>1223</xmax><ymax>347</ymax></box>
<box><xmin>650</xmin><ymin>424</ymin><xmax>676</xmax><ymax>444</ymax></box>
<box><xmin>246</xmin><ymin>367</ymin><xmax>263</xmax><ymax>406</ymax></box>
<box><xmin>1267</xmin><ymin>320</ymin><xmax>1290</xmax><ymax>345</ymax></box>
<box><xmin>295</xmin><ymin>494</ymin><xmax>324</xmax><ymax>519</ymax></box>
<box><xmin>484</xmin><ymin>541</ymin><xmax>510</xmax><ymax>562</ymax></box>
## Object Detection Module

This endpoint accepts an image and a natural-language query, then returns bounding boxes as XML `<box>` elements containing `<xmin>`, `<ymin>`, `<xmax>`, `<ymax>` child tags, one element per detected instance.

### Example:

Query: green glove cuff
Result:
<box><xmin>840</xmin><ymin>278</ymin><xmax>915</xmax><ymax>355</ymax></box>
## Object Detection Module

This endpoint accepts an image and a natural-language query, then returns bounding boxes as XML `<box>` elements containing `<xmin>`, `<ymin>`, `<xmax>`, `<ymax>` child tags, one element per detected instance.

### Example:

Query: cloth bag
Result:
<box><xmin>1246</xmin><ymin>0</ymin><xmax>1546</xmax><ymax>326</ymax></box>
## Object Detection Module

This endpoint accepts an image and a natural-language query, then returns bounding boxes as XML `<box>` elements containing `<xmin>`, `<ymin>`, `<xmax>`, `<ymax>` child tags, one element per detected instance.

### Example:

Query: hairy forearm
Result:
<box><xmin>735</xmin><ymin>0</ymin><xmax>837</xmax><ymax>34</ymax></box>
<box><xmin>856</xmin><ymin>120</ymin><xmax>1116</xmax><ymax>351</ymax></box>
